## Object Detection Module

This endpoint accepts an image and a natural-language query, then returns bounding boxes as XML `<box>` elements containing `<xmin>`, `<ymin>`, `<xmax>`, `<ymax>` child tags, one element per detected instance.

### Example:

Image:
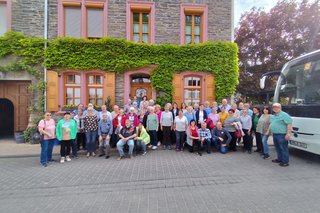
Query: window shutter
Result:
<box><xmin>46</xmin><ymin>71</ymin><xmax>59</xmax><ymax>112</ymax></box>
<box><xmin>205</xmin><ymin>74</ymin><xmax>215</xmax><ymax>103</ymax></box>
<box><xmin>0</xmin><ymin>3</ymin><xmax>7</xmax><ymax>36</ymax></box>
<box><xmin>65</xmin><ymin>7</ymin><xmax>81</xmax><ymax>38</ymax></box>
<box><xmin>173</xmin><ymin>73</ymin><xmax>182</xmax><ymax>107</ymax></box>
<box><xmin>87</xmin><ymin>8</ymin><xmax>103</xmax><ymax>38</ymax></box>
<box><xmin>104</xmin><ymin>72</ymin><xmax>115</xmax><ymax>106</ymax></box>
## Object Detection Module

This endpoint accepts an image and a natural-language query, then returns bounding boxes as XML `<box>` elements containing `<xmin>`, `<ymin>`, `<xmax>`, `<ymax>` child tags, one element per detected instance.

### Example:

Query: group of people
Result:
<box><xmin>38</xmin><ymin>97</ymin><xmax>292</xmax><ymax>168</ymax></box>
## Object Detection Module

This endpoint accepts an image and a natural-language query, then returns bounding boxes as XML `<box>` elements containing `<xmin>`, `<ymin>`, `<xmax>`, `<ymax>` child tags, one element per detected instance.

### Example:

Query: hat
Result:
<box><xmin>64</xmin><ymin>111</ymin><xmax>70</xmax><ymax>115</ymax></box>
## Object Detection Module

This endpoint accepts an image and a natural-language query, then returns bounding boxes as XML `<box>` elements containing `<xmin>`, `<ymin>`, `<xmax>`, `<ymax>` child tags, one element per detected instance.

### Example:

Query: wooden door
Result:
<box><xmin>0</xmin><ymin>81</ymin><xmax>31</xmax><ymax>132</ymax></box>
<box><xmin>130</xmin><ymin>82</ymin><xmax>152</xmax><ymax>100</ymax></box>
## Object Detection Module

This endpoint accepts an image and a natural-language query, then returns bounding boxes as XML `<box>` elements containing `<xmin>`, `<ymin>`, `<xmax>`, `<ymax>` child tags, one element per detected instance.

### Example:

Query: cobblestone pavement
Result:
<box><xmin>0</xmin><ymin>147</ymin><xmax>320</xmax><ymax>213</ymax></box>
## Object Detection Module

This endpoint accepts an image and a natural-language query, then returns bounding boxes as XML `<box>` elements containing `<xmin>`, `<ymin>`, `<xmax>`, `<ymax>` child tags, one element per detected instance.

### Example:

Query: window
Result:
<box><xmin>87</xmin><ymin>74</ymin><xmax>103</xmax><ymax>106</ymax></box>
<box><xmin>132</xmin><ymin>12</ymin><xmax>149</xmax><ymax>43</ymax></box>
<box><xmin>65</xmin><ymin>74</ymin><xmax>81</xmax><ymax>105</ymax></box>
<box><xmin>59</xmin><ymin>0</ymin><xmax>106</xmax><ymax>38</ymax></box>
<box><xmin>185</xmin><ymin>15</ymin><xmax>201</xmax><ymax>44</ymax></box>
<box><xmin>0</xmin><ymin>1</ymin><xmax>10</xmax><ymax>36</ymax></box>
<box><xmin>183</xmin><ymin>76</ymin><xmax>201</xmax><ymax>106</ymax></box>
<box><xmin>64</xmin><ymin>4</ymin><xmax>81</xmax><ymax>38</ymax></box>
<box><xmin>127</xmin><ymin>2</ymin><xmax>155</xmax><ymax>44</ymax></box>
<box><xmin>86</xmin><ymin>3</ymin><xmax>104</xmax><ymax>39</ymax></box>
<box><xmin>180</xmin><ymin>4</ymin><xmax>208</xmax><ymax>45</ymax></box>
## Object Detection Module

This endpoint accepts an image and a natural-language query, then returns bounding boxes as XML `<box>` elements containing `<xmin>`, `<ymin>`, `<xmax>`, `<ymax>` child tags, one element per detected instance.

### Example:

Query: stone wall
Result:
<box><xmin>115</xmin><ymin>73</ymin><xmax>124</xmax><ymax>107</ymax></box>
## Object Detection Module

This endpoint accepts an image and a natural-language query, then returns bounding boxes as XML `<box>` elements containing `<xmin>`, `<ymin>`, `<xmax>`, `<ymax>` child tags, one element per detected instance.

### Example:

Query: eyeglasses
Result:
<box><xmin>46</xmin><ymin>114</ymin><xmax>51</xmax><ymax>116</ymax></box>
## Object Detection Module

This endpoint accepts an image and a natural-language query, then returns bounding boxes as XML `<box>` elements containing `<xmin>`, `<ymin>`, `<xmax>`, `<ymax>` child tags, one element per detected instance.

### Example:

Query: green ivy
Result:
<box><xmin>0</xmin><ymin>31</ymin><xmax>238</xmax><ymax>106</ymax></box>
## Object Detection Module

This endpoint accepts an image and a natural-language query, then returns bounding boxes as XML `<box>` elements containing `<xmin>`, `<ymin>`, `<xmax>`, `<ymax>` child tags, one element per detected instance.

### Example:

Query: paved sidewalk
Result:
<box><xmin>0</xmin><ymin>139</ymin><xmax>60</xmax><ymax>158</ymax></box>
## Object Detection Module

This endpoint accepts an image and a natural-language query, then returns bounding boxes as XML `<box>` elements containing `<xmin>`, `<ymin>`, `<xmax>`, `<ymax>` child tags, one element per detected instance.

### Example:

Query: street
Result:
<box><xmin>0</xmin><ymin>146</ymin><xmax>320</xmax><ymax>213</ymax></box>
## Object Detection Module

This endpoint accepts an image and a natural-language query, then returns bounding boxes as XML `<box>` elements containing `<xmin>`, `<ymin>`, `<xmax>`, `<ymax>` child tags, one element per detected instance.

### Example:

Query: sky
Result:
<box><xmin>234</xmin><ymin>0</ymin><xmax>279</xmax><ymax>26</ymax></box>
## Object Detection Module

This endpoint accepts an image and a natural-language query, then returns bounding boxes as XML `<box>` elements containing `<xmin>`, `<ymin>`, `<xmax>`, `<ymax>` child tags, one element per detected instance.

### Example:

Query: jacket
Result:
<box><xmin>56</xmin><ymin>118</ymin><xmax>77</xmax><ymax>141</ymax></box>
<box><xmin>135</xmin><ymin>126</ymin><xmax>150</xmax><ymax>145</ymax></box>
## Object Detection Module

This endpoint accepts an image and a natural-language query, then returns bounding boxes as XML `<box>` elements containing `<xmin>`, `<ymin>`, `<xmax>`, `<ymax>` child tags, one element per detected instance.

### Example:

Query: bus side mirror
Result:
<box><xmin>260</xmin><ymin>76</ymin><xmax>266</xmax><ymax>89</ymax></box>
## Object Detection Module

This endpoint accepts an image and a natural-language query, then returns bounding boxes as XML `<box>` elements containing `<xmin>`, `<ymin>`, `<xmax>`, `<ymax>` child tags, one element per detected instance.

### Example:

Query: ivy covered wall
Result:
<box><xmin>0</xmin><ymin>32</ymin><xmax>239</xmax><ymax>106</ymax></box>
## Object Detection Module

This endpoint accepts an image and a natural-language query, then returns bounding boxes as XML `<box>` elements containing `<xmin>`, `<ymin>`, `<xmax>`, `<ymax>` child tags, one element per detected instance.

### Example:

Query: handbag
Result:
<box><xmin>234</xmin><ymin>122</ymin><xmax>242</xmax><ymax>139</ymax></box>
<box><xmin>234</xmin><ymin>129</ymin><xmax>242</xmax><ymax>139</ymax></box>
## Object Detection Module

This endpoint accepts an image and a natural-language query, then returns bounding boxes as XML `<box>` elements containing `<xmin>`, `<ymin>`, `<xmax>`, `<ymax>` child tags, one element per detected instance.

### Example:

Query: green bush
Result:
<box><xmin>0</xmin><ymin>32</ymin><xmax>239</xmax><ymax>106</ymax></box>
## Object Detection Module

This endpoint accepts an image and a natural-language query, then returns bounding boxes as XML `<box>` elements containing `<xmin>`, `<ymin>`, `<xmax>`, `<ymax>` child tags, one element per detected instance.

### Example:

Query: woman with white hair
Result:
<box><xmin>146</xmin><ymin>106</ymin><xmax>159</xmax><ymax>150</ymax></box>
<box><xmin>125</xmin><ymin>107</ymin><xmax>139</xmax><ymax>127</ymax></box>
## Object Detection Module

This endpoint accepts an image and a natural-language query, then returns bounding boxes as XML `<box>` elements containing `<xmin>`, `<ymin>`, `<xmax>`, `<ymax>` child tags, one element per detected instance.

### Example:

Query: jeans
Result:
<box><xmin>149</xmin><ymin>130</ymin><xmax>158</xmax><ymax>146</ymax></box>
<box><xmin>261</xmin><ymin>134</ymin><xmax>269</xmax><ymax>155</ymax></box>
<box><xmin>40</xmin><ymin>139</ymin><xmax>54</xmax><ymax>165</ymax></box>
<box><xmin>136</xmin><ymin>140</ymin><xmax>146</xmax><ymax>152</ymax></box>
<box><xmin>202</xmin><ymin>138</ymin><xmax>212</xmax><ymax>153</ymax></box>
<box><xmin>273</xmin><ymin>134</ymin><xmax>289</xmax><ymax>164</ymax></box>
<box><xmin>220</xmin><ymin>145</ymin><xmax>228</xmax><ymax>154</ymax></box>
<box><xmin>117</xmin><ymin>139</ymin><xmax>134</xmax><ymax>157</ymax></box>
<box><xmin>175</xmin><ymin>131</ymin><xmax>186</xmax><ymax>150</ymax></box>
<box><xmin>85</xmin><ymin>131</ymin><xmax>97</xmax><ymax>153</ymax></box>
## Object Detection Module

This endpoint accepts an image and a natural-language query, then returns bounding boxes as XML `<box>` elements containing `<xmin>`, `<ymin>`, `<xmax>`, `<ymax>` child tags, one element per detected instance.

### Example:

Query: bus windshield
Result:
<box><xmin>276</xmin><ymin>53</ymin><xmax>320</xmax><ymax>106</ymax></box>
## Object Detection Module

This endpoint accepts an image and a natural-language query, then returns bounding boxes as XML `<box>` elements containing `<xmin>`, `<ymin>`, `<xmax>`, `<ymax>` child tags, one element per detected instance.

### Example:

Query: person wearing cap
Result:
<box><xmin>268</xmin><ymin>103</ymin><xmax>292</xmax><ymax>167</ymax></box>
<box><xmin>56</xmin><ymin>111</ymin><xmax>77</xmax><ymax>163</ymax></box>
<box><xmin>135</xmin><ymin>121</ymin><xmax>150</xmax><ymax>155</ymax></box>
<box><xmin>84</xmin><ymin>107</ymin><xmax>99</xmax><ymax>157</ymax></box>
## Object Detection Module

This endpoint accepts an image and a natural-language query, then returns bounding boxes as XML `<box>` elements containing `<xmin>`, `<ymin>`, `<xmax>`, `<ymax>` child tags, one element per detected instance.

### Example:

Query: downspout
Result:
<box><xmin>231</xmin><ymin>0</ymin><xmax>234</xmax><ymax>41</ymax></box>
<box><xmin>44</xmin><ymin>0</ymin><xmax>48</xmax><ymax>111</ymax></box>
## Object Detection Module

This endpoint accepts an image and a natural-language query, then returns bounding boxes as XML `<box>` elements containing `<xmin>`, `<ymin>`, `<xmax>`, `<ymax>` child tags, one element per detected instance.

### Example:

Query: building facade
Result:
<box><xmin>0</xmin><ymin>0</ymin><xmax>233</xmax><ymax>134</ymax></box>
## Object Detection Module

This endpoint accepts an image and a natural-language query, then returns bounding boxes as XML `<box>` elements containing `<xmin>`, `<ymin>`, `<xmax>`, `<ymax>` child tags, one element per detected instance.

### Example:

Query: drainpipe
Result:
<box><xmin>231</xmin><ymin>0</ymin><xmax>234</xmax><ymax>41</ymax></box>
<box><xmin>44</xmin><ymin>0</ymin><xmax>48</xmax><ymax>112</ymax></box>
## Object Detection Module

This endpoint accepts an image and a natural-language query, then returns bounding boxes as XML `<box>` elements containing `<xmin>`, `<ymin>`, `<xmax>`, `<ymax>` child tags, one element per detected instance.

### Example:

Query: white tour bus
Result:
<box><xmin>261</xmin><ymin>49</ymin><xmax>320</xmax><ymax>155</ymax></box>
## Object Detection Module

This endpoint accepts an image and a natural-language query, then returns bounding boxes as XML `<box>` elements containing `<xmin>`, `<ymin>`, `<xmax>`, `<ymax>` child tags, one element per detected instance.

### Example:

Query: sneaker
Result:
<box><xmin>279</xmin><ymin>163</ymin><xmax>289</xmax><ymax>167</ymax></box>
<box><xmin>272</xmin><ymin>159</ymin><xmax>281</xmax><ymax>163</ymax></box>
<box><xmin>116</xmin><ymin>156</ymin><xmax>123</xmax><ymax>161</ymax></box>
<box><xmin>198</xmin><ymin>152</ymin><xmax>202</xmax><ymax>156</ymax></box>
<box><xmin>148</xmin><ymin>145</ymin><xmax>152</xmax><ymax>148</ymax></box>
<box><xmin>157</xmin><ymin>142</ymin><xmax>161</xmax><ymax>146</ymax></box>
<box><xmin>92</xmin><ymin>152</ymin><xmax>96</xmax><ymax>157</ymax></box>
<box><xmin>152</xmin><ymin>146</ymin><xmax>157</xmax><ymax>150</ymax></box>
<box><xmin>66</xmin><ymin>156</ymin><xmax>71</xmax><ymax>162</ymax></box>
<box><xmin>60</xmin><ymin>157</ymin><xmax>65</xmax><ymax>163</ymax></box>
<box><xmin>105</xmin><ymin>156</ymin><xmax>110</xmax><ymax>159</ymax></box>
<box><xmin>41</xmin><ymin>163</ymin><xmax>47</xmax><ymax>167</ymax></box>
<box><xmin>142</xmin><ymin>151</ymin><xmax>147</xmax><ymax>156</ymax></box>
<box><xmin>263</xmin><ymin>155</ymin><xmax>271</xmax><ymax>159</ymax></box>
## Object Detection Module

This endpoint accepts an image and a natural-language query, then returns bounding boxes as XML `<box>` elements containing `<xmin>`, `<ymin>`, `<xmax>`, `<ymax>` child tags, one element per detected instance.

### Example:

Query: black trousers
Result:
<box><xmin>162</xmin><ymin>126</ymin><xmax>172</xmax><ymax>146</ymax></box>
<box><xmin>254</xmin><ymin>131</ymin><xmax>263</xmax><ymax>152</ymax></box>
<box><xmin>228</xmin><ymin>132</ymin><xmax>237</xmax><ymax>151</ymax></box>
<box><xmin>191</xmin><ymin>139</ymin><xmax>202</xmax><ymax>154</ymax></box>
<box><xmin>243</xmin><ymin>129</ymin><xmax>253</xmax><ymax>151</ymax></box>
<box><xmin>76</xmin><ymin>132</ymin><xmax>86</xmax><ymax>150</ymax></box>
<box><xmin>60</xmin><ymin>140</ymin><xmax>71</xmax><ymax>157</ymax></box>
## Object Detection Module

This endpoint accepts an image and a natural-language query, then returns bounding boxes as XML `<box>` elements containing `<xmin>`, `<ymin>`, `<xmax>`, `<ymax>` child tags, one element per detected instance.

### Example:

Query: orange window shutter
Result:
<box><xmin>205</xmin><ymin>74</ymin><xmax>215</xmax><ymax>103</ymax></box>
<box><xmin>104</xmin><ymin>72</ymin><xmax>115</xmax><ymax>106</ymax></box>
<box><xmin>173</xmin><ymin>73</ymin><xmax>182</xmax><ymax>107</ymax></box>
<box><xmin>46</xmin><ymin>71</ymin><xmax>59</xmax><ymax>112</ymax></box>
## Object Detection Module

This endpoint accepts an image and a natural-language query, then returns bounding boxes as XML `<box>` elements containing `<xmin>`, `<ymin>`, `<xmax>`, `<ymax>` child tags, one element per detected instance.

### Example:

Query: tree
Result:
<box><xmin>235</xmin><ymin>0</ymin><xmax>320</xmax><ymax>97</ymax></box>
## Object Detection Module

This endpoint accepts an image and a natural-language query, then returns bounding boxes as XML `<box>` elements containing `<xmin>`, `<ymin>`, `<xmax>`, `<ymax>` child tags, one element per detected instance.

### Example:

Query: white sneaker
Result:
<box><xmin>152</xmin><ymin>146</ymin><xmax>157</xmax><ymax>150</ymax></box>
<box><xmin>60</xmin><ymin>157</ymin><xmax>65</xmax><ymax>163</ymax></box>
<box><xmin>157</xmin><ymin>142</ymin><xmax>161</xmax><ymax>146</ymax></box>
<box><xmin>142</xmin><ymin>151</ymin><xmax>147</xmax><ymax>156</ymax></box>
<box><xmin>66</xmin><ymin>156</ymin><xmax>71</xmax><ymax>162</ymax></box>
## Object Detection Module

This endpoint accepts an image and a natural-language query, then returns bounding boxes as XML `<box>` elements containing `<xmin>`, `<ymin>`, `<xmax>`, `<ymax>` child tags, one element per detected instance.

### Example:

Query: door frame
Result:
<box><xmin>123</xmin><ymin>66</ymin><xmax>157</xmax><ymax>101</ymax></box>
